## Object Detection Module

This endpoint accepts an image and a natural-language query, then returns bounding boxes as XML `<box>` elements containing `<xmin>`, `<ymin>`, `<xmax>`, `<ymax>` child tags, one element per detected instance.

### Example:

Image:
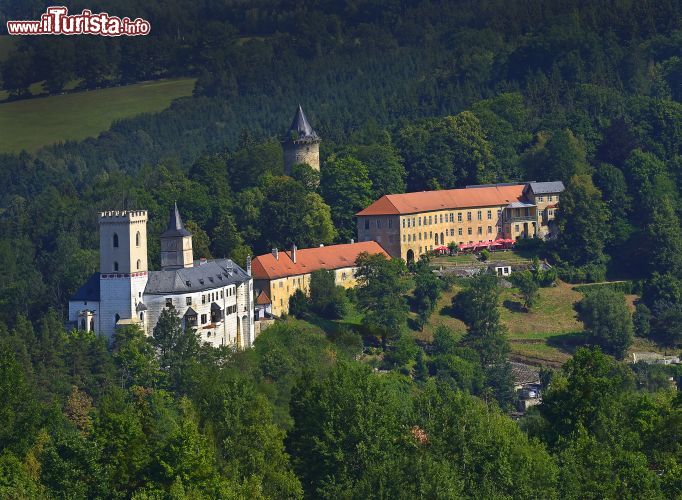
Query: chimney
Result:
<box><xmin>246</xmin><ymin>255</ymin><xmax>252</xmax><ymax>276</ymax></box>
<box><xmin>272</xmin><ymin>248</ymin><xmax>279</xmax><ymax>260</ymax></box>
<box><xmin>291</xmin><ymin>244</ymin><xmax>297</xmax><ymax>263</ymax></box>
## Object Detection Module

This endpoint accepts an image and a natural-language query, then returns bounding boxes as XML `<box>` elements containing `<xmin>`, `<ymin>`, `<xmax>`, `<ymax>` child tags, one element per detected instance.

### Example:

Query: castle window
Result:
<box><xmin>458</xmin><ymin>228</ymin><xmax>462</xmax><ymax>235</ymax></box>
<box><xmin>186</xmin><ymin>297</ymin><xmax>192</xmax><ymax>306</ymax></box>
<box><xmin>135</xmin><ymin>231</ymin><xmax>140</xmax><ymax>247</ymax></box>
<box><xmin>201</xmin><ymin>314</ymin><xmax>207</xmax><ymax>324</ymax></box>
<box><xmin>478</xmin><ymin>227</ymin><xmax>483</xmax><ymax>235</ymax></box>
<box><xmin>488</xmin><ymin>226</ymin><xmax>493</xmax><ymax>234</ymax></box>
<box><xmin>477</xmin><ymin>211</ymin><xmax>482</xmax><ymax>221</ymax></box>
<box><xmin>136</xmin><ymin>259</ymin><xmax>141</xmax><ymax>270</ymax></box>
<box><xmin>114</xmin><ymin>261</ymin><xmax>119</xmax><ymax>272</ymax></box>
<box><xmin>458</xmin><ymin>212</ymin><xmax>462</xmax><ymax>222</ymax></box>
<box><xmin>468</xmin><ymin>228</ymin><xmax>472</xmax><ymax>235</ymax></box>
<box><xmin>450</xmin><ymin>213</ymin><xmax>454</xmax><ymax>222</ymax></box>
<box><xmin>113</xmin><ymin>233</ymin><xmax>119</xmax><ymax>248</ymax></box>
<box><xmin>487</xmin><ymin>210</ymin><xmax>492</xmax><ymax>220</ymax></box>
<box><xmin>548</xmin><ymin>195</ymin><xmax>553</xmax><ymax>202</ymax></box>
<box><xmin>467</xmin><ymin>212</ymin><xmax>472</xmax><ymax>221</ymax></box>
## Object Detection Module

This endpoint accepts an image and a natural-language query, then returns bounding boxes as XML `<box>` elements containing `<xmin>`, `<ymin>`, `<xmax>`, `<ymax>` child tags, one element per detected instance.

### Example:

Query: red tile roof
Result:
<box><xmin>252</xmin><ymin>241</ymin><xmax>389</xmax><ymax>280</ymax></box>
<box><xmin>356</xmin><ymin>184</ymin><xmax>526</xmax><ymax>216</ymax></box>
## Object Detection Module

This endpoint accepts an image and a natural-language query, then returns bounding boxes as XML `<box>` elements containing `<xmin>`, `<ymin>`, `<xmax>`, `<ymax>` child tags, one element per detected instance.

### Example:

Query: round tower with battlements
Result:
<box><xmin>283</xmin><ymin>104</ymin><xmax>321</xmax><ymax>174</ymax></box>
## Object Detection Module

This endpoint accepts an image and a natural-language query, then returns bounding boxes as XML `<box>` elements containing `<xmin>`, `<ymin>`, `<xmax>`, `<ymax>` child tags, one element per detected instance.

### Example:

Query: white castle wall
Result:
<box><xmin>143</xmin><ymin>278</ymin><xmax>254</xmax><ymax>349</ymax></box>
<box><xmin>99</xmin><ymin>273</ymin><xmax>148</xmax><ymax>338</ymax></box>
<box><xmin>68</xmin><ymin>300</ymin><xmax>101</xmax><ymax>333</ymax></box>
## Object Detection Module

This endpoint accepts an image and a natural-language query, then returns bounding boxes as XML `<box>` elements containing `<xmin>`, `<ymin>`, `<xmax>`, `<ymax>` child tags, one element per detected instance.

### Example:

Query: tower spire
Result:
<box><xmin>161</xmin><ymin>202</ymin><xmax>191</xmax><ymax>238</ymax></box>
<box><xmin>283</xmin><ymin>104</ymin><xmax>321</xmax><ymax>173</ymax></box>
<box><xmin>288</xmin><ymin>104</ymin><xmax>318</xmax><ymax>140</ymax></box>
<box><xmin>160</xmin><ymin>203</ymin><xmax>193</xmax><ymax>270</ymax></box>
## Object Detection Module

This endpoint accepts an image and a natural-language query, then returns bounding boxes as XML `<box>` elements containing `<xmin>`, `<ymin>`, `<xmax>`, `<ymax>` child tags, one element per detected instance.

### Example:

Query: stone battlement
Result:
<box><xmin>99</xmin><ymin>210</ymin><xmax>148</xmax><ymax>222</ymax></box>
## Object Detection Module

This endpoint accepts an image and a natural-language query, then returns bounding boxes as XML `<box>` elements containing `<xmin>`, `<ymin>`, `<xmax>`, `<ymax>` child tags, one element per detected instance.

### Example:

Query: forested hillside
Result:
<box><xmin>0</xmin><ymin>1</ymin><xmax>681</xmax><ymax>497</ymax></box>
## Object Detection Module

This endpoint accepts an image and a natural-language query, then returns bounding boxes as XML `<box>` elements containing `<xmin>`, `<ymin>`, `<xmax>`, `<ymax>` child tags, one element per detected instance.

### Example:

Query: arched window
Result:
<box><xmin>135</xmin><ymin>231</ymin><xmax>140</xmax><ymax>247</ymax></box>
<box><xmin>114</xmin><ymin>261</ymin><xmax>119</xmax><ymax>272</ymax></box>
<box><xmin>136</xmin><ymin>259</ymin><xmax>141</xmax><ymax>270</ymax></box>
<box><xmin>113</xmin><ymin>233</ymin><xmax>119</xmax><ymax>248</ymax></box>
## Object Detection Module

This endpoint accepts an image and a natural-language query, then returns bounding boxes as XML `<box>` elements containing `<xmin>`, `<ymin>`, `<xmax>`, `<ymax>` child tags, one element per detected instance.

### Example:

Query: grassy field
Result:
<box><xmin>413</xmin><ymin>280</ymin><xmax>590</xmax><ymax>367</ymax></box>
<box><xmin>0</xmin><ymin>77</ymin><xmax>196</xmax><ymax>153</ymax></box>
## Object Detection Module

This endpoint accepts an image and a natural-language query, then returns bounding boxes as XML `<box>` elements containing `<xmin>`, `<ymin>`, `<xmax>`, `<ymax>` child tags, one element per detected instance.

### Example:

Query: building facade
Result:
<box><xmin>283</xmin><ymin>105</ymin><xmax>320</xmax><ymax>173</ymax></box>
<box><xmin>69</xmin><ymin>204</ymin><xmax>255</xmax><ymax>349</ymax></box>
<box><xmin>356</xmin><ymin>181</ymin><xmax>564</xmax><ymax>262</ymax></box>
<box><xmin>251</xmin><ymin>241</ymin><xmax>389</xmax><ymax>316</ymax></box>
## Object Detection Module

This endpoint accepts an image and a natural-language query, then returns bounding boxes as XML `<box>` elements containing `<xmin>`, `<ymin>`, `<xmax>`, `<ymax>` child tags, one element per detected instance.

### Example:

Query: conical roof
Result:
<box><xmin>161</xmin><ymin>202</ymin><xmax>192</xmax><ymax>238</ymax></box>
<box><xmin>287</xmin><ymin>105</ymin><xmax>319</xmax><ymax>141</ymax></box>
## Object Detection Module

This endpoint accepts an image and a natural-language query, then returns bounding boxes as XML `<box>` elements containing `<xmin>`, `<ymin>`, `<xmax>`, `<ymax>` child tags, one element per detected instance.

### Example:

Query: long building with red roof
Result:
<box><xmin>356</xmin><ymin>181</ymin><xmax>564</xmax><ymax>262</ymax></box>
<box><xmin>251</xmin><ymin>241</ymin><xmax>389</xmax><ymax>316</ymax></box>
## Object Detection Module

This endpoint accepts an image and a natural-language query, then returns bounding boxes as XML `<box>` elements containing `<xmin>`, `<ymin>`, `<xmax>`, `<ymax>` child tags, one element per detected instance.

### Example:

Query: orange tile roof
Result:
<box><xmin>252</xmin><ymin>241</ymin><xmax>389</xmax><ymax>280</ymax></box>
<box><xmin>356</xmin><ymin>184</ymin><xmax>526</xmax><ymax>216</ymax></box>
<box><xmin>256</xmin><ymin>290</ymin><xmax>271</xmax><ymax>305</ymax></box>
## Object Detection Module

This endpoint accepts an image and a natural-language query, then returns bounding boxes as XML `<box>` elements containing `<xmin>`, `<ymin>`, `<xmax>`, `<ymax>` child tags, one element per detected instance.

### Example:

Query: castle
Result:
<box><xmin>69</xmin><ymin>204</ymin><xmax>255</xmax><ymax>348</ymax></box>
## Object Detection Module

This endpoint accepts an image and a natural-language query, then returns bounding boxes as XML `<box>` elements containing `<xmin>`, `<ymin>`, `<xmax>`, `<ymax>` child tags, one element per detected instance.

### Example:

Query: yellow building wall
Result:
<box><xmin>265</xmin><ymin>265</ymin><xmax>361</xmax><ymax>317</ymax></box>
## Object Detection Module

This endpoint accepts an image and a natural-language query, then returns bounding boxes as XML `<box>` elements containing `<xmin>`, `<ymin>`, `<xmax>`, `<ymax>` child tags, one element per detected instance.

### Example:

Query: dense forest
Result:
<box><xmin>0</xmin><ymin>0</ymin><xmax>681</xmax><ymax>497</ymax></box>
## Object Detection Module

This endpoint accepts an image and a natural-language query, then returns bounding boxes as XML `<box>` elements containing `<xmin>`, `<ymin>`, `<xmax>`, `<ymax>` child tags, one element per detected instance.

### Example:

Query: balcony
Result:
<box><xmin>504</xmin><ymin>215</ymin><xmax>536</xmax><ymax>223</ymax></box>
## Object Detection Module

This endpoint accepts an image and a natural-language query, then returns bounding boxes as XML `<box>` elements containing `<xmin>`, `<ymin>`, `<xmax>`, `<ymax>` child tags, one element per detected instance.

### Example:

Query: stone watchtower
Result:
<box><xmin>98</xmin><ymin>209</ymin><xmax>149</xmax><ymax>338</ymax></box>
<box><xmin>160</xmin><ymin>203</ymin><xmax>194</xmax><ymax>270</ymax></box>
<box><xmin>283</xmin><ymin>105</ymin><xmax>321</xmax><ymax>174</ymax></box>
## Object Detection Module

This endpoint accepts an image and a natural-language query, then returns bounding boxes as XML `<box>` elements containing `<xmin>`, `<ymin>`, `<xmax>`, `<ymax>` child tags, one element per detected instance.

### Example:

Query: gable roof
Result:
<box><xmin>357</xmin><ymin>184</ymin><xmax>526</xmax><ymax>216</ymax></box>
<box><xmin>252</xmin><ymin>241</ymin><xmax>389</xmax><ymax>280</ymax></box>
<box><xmin>256</xmin><ymin>290</ymin><xmax>271</xmax><ymax>305</ymax></box>
<box><xmin>527</xmin><ymin>181</ymin><xmax>565</xmax><ymax>195</ymax></box>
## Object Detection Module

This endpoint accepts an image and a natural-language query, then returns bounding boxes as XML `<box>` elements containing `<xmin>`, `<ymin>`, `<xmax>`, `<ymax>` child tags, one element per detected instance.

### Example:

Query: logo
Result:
<box><xmin>7</xmin><ymin>6</ymin><xmax>151</xmax><ymax>36</ymax></box>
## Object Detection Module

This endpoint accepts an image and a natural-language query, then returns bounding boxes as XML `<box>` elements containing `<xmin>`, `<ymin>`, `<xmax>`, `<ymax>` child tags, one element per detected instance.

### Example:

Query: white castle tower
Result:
<box><xmin>98</xmin><ymin>210</ymin><xmax>149</xmax><ymax>337</ymax></box>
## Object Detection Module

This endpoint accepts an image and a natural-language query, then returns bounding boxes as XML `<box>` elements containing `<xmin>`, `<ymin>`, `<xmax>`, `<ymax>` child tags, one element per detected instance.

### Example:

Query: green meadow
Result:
<box><xmin>0</xmin><ymin>77</ymin><xmax>196</xmax><ymax>153</ymax></box>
